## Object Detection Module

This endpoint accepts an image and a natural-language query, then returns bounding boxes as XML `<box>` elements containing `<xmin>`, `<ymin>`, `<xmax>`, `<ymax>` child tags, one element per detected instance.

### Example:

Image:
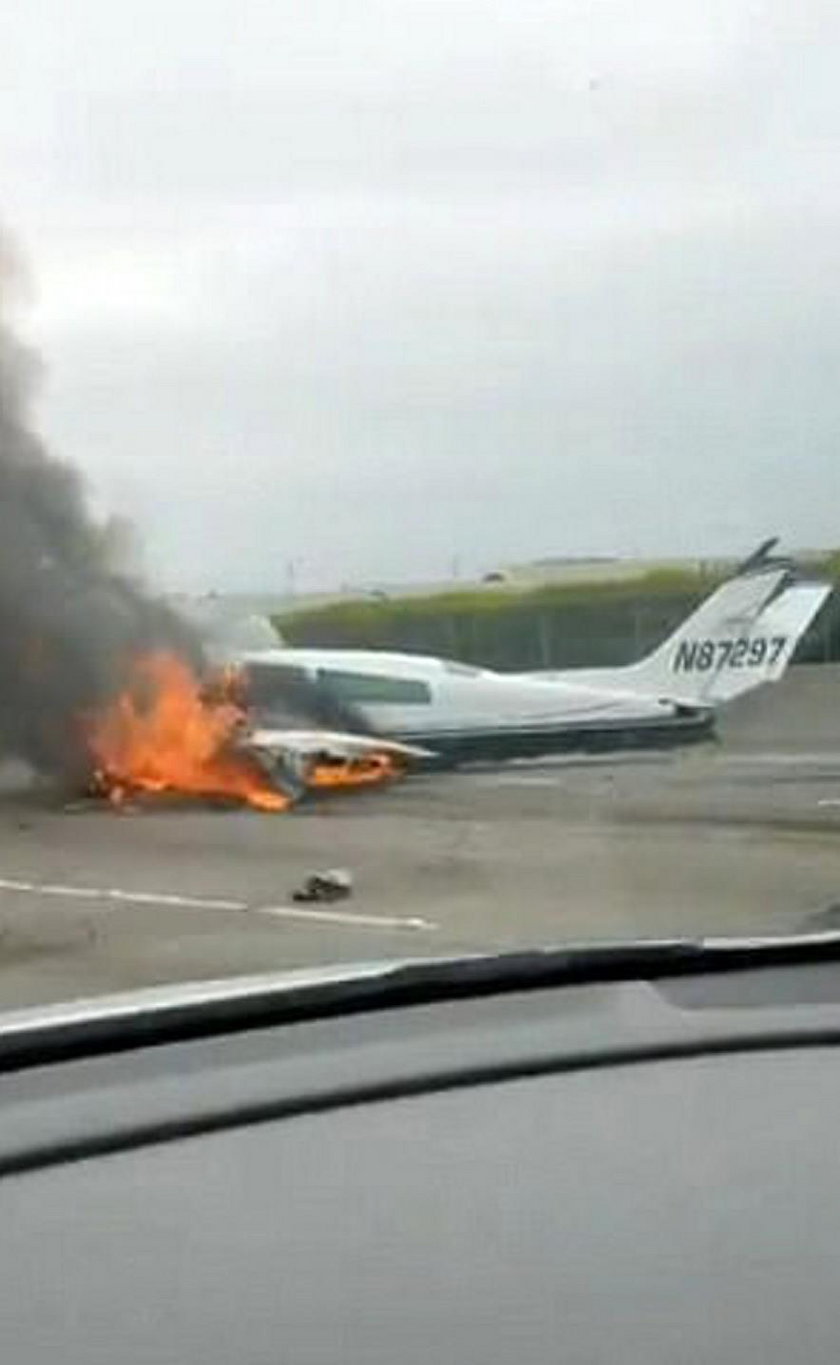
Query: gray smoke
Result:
<box><xmin>0</xmin><ymin>236</ymin><xmax>204</xmax><ymax>782</ymax></box>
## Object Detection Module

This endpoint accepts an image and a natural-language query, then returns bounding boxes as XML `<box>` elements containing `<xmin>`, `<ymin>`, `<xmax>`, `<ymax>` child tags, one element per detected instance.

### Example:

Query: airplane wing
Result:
<box><xmin>248</xmin><ymin>729</ymin><xmax>433</xmax><ymax>762</ymax></box>
<box><xmin>243</xmin><ymin>728</ymin><xmax>434</xmax><ymax>801</ymax></box>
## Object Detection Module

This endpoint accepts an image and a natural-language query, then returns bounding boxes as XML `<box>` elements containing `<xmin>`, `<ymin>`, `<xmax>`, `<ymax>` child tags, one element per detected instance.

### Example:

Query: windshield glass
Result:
<box><xmin>1</xmin><ymin>1</ymin><xmax>838</xmax><ymax>1009</ymax></box>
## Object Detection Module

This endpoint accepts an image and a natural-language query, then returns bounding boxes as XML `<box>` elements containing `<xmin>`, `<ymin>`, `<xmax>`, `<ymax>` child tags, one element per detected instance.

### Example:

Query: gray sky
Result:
<box><xmin>3</xmin><ymin>0</ymin><xmax>840</xmax><ymax>591</ymax></box>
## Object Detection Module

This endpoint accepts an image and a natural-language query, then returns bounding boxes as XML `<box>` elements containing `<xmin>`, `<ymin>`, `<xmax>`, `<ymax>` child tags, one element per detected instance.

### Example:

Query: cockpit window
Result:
<box><xmin>244</xmin><ymin>664</ymin><xmax>311</xmax><ymax>708</ymax></box>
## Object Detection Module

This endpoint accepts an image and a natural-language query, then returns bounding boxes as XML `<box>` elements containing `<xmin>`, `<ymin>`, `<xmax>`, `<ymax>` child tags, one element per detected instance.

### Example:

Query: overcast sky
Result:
<box><xmin>3</xmin><ymin>0</ymin><xmax>839</xmax><ymax>591</ymax></box>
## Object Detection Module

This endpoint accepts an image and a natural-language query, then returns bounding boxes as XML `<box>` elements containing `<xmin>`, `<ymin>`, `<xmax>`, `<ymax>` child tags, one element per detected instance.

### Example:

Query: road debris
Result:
<box><xmin>292</xmin><ymin>869</ymin><xmax>354</xmax><ymax>904</ymax></box>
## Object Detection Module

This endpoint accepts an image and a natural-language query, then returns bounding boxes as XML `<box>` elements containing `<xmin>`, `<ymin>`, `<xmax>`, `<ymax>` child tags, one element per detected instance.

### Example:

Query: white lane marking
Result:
<box><xmin>257</xmin><ymin>904</ymin><xmax>436</xmax><ymax>931</ymax></box>
<box><xmin>726</xmin><ymin>753</ymin><xmax>840</xmax><ymax>766</ymax></box>
<box><xmin>0</xmin><ymin>878</ymin><xmax>245</xmax><ymax>912</ymax></box>
<box><xmin>0</xmin><ymin>876</ymin><xmax>435</xmax><ymax>932</ymax></box>
<box><xmin>102</xmin><ymin>888</ymin><xmax>246</xmax><ymax>910</ymax></box>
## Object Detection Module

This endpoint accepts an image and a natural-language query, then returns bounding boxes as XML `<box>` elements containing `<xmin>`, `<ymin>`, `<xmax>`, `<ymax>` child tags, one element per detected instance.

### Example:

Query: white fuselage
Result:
<box><xmin>238</xmin><ymin>647</ymin><xmax>705</xmax><ymax>763</ymax></box>
<box><xmin>223</xmin><ymin>555</ymin><xmax>830</xmax><ymax>767</ymax></box>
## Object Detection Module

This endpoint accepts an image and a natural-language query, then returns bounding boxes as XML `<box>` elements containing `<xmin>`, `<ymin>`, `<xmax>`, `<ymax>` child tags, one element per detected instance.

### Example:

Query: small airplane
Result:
<box><xmin>227</xmin><ymin>541</ymin><xmax>831</xmax><ymax>778</ymax></box>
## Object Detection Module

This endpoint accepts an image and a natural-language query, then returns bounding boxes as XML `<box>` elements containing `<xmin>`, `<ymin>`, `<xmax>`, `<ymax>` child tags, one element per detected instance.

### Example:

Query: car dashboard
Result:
<box><xmin>2</xmin><ymin>952</ymin><xmax>840</xmax><ymax>1363</ymax></box>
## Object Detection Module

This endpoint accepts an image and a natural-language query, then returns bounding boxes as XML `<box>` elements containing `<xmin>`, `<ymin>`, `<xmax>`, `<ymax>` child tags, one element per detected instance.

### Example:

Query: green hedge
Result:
<box><xmin>274</xmin><ymin>562</ymin><xmax>839</xmax><ymax>671</ymax></box>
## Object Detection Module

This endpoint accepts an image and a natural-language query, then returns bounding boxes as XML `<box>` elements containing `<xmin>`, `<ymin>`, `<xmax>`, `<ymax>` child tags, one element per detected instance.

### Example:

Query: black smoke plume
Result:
<box><xmin>0</xmin><ymin>236</ymin><xmax>203</xmax><ymax>782</ymax></box>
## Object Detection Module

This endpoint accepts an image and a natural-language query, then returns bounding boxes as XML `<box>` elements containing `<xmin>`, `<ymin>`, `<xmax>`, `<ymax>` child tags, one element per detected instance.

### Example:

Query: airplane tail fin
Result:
<box><xmin>623</xmin><ymin>543</ymin><xmax>831</xmax><ymax>707</ymax></box>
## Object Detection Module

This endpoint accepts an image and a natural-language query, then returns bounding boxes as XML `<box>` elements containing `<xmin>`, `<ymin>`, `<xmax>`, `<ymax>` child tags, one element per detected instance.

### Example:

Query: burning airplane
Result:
<box><xmin>85</xmin><ymin>651</ymin><xmax>426</xmax><ymax>809</ymax></box>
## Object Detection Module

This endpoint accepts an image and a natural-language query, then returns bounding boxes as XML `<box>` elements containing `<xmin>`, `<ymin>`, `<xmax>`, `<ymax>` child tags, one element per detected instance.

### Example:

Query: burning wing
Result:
<box><xmin>249</xmin><ymin>729</ymin><xmax>432</xmax><ymax>761</ymax></box>
<box><xmin>244</xmin><ymin>728</ymin><xmax>433</xmax><ymax>799</ymax></box>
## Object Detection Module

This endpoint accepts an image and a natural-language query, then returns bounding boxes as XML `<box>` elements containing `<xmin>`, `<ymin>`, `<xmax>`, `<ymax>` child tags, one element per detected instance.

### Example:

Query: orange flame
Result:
<box><xmin>309</xmin><ymin>754</ymin><xmax>398</xmax><ymax>790</ymax></box>
<box><xmin>86</xmin><ymin>652</ymin><xmax>289</xmax><ymax>812</ymax></box>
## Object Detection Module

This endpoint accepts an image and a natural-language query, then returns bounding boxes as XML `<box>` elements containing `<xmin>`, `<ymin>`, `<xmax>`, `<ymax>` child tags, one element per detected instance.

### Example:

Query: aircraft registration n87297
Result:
<box><xmin>673</xmin><ymin>636</ymin><xmax>788</xmax><ymax>673</ymax></box>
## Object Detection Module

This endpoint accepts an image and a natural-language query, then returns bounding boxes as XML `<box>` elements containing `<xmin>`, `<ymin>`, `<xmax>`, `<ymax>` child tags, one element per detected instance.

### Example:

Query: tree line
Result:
<box><xmin>275</xmin><ymin>559</ymin><xmax>840</xmax><ymax>672</ymax></box>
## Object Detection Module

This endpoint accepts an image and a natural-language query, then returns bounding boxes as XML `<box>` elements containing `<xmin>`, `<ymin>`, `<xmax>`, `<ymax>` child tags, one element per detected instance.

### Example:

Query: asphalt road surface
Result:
<box><xmin>0</xmin><ymin>665</ymin><xmax>839</xmax><ymax>1008</ymax></box>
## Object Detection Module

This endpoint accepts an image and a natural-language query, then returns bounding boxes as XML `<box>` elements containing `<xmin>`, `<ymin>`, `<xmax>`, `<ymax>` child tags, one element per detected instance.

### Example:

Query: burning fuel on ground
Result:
<box><xmin>86</xmin><ymin>653</ymin><xmax>290</xmax><ymax>811</ymax></box>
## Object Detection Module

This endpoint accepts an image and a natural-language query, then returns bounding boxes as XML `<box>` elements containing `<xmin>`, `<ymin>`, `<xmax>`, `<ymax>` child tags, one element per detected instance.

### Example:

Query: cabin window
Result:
<box><xmin>316</xmin><ymin>669</ymin><xmax>432</xmax><ymax>705</ymax></box>
<box><xmin>244</xmin><ymin>664</ymin><xmax>311</xmax><ymax>707</ymax></box>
